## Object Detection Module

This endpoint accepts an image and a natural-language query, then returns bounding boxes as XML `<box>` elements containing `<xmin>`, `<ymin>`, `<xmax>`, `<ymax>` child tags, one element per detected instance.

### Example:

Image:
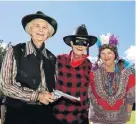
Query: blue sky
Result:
<box><xmin>0</xmin><ymin>1</ymin><xmax>135</xmax><ymax>60</ymax></box>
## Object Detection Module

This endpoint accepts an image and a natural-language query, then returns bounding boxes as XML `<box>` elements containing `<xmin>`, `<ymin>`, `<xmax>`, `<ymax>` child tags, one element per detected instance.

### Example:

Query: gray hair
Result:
<box><xmin>25</xmin><ymin>18</ymin><xmax>54</xmax><ymax>38</ymax></box>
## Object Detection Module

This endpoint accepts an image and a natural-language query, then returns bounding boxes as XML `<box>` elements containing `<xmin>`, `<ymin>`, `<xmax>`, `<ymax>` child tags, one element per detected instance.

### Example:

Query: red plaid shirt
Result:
<box><xmin>53</xmin><ymin>52</ymin><xmax>92</xmax><ymax>124</ymax></box>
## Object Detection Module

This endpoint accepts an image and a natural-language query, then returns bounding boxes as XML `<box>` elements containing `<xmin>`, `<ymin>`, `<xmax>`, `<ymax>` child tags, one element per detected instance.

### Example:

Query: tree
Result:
<box><xmin>0</xmin><ymin>40</ymin><xmax>6</xmax><ymax>69</ymax></box>
<box><xmin>130</xmin><ymin>63</ymin><xmax>135</xmax><ymax>75</ymax></box>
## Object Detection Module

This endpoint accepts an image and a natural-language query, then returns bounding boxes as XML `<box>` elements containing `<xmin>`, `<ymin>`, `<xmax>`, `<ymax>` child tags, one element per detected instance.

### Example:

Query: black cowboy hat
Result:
<box><xmin>22</xmin><ymin>11</ymin><xmax>57</xmax><ymax>36</ymax></box>
<box><xmin>63</xmin><ymin>24</ymin><xmax>97</xmax><ymax>47</ymax></box>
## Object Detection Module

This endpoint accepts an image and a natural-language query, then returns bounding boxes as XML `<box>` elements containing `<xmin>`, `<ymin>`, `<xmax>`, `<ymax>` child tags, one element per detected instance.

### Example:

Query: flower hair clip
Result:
<box><xmin>96</xmin><ymin>33</ymin><xmax>119</xmax><ymax>48</ymax></box>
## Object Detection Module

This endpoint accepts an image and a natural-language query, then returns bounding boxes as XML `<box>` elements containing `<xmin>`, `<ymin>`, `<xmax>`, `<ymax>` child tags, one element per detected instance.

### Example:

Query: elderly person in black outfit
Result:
<box><xmin>0</xmin><ymin>11</ymin><xmax>59</xmax><ymax>124</ymax></box>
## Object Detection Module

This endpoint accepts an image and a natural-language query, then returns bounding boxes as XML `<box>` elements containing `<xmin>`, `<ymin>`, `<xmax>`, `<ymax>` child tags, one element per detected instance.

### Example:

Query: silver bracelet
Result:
<box><xmin>127</xmin><ymin>112</ymin><xmax>131</xmax><ymax>115</ymax></box>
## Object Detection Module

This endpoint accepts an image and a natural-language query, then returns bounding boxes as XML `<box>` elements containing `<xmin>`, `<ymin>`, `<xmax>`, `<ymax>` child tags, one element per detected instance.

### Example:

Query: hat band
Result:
<box><xmin>76</xmin><ymin>37</ymin><xmax>88</xmax><ymax>40</ymax></box>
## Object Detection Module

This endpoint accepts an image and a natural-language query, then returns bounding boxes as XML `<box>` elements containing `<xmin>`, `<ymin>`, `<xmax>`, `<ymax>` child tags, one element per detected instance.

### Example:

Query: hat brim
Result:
<box><xmin>22</xmin><ymin>14</ymin><xmax>57</xmax><ymax>36</ymax></box>
<box><xmin>63</xmin><ymin>35</ymin><xmax>97</xmax><ymax>47</ymax></box>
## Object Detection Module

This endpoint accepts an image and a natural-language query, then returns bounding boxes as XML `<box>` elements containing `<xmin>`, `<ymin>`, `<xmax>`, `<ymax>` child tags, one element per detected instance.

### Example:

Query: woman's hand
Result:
<box><xmin>38</xmin><ymin>91</ymin><xmax>56</xmax><ymax>105</ymax></box>
<box><xmin>127</xmin><ymin>112</ymin><xmax>131</xmax><ymax>122</ymax></box>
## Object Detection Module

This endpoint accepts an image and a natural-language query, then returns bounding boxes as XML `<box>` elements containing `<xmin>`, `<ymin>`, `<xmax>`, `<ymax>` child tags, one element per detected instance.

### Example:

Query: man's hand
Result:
<box><xmin>38</xmin><ymin>91</ymin><xmax>56</xmax><ymax>105</ymax></box>
<box><xmin>127</xmin><ymin>104</ymin><xmax>133</xmax><ymax>122</ymax></box>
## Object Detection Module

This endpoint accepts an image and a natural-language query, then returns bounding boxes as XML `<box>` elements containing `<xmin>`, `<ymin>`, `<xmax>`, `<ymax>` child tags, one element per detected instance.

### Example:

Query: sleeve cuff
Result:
<box><xmin>30</xmin><ymin>91</ymin><xmax>39</xmax><ymax>102</ymax></box>
<box><xmin>126</xmin><ymin>98</ymin><xmax>135</xmax><ymax>105</ymax></box>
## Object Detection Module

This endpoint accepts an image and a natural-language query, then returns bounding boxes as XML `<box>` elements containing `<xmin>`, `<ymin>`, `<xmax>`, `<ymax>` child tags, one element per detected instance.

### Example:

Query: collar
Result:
<box><xmin>25</xmin><ymin>40</ymin><xmax>48</xmax><ymax>59</ymax></box>
<box><xmin>70</xmin><ymin>51</ymin><xmax>88</xmax><ymax>68</ymax></box>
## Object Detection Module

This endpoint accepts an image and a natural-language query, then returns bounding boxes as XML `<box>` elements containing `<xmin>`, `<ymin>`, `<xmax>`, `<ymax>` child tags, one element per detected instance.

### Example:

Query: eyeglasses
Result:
<box><xmin>73</xmin><ymin>40</ymin><xmax>88</xmax><ymax>46</ymax></box>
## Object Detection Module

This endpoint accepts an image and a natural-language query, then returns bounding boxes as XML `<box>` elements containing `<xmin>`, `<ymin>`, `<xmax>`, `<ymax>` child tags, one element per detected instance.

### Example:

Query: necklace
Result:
<box><xmin>107</xmin><ymin>72</ymin><xmax>115</xmax><ymax>96</ymax></box>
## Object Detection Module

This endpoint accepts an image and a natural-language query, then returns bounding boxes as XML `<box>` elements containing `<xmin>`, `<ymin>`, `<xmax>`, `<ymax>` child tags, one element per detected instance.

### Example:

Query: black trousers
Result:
<box><xmin>55</xmin><ymin>118</ymin><xmax>89</xmax><ymax>124</ymax></box>
<box><xmin>80</xmin><ymin>118</ymin><xmax>89</xmax><ymax>124</ymax></box>
<box><xmin>4</xmin><ymin>104</ymin><xmax>60</xmax><ymax>124</ymax></box>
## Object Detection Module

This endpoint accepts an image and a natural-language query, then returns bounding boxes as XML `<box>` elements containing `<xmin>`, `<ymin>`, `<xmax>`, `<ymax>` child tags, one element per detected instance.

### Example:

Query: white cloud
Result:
<box><xmin>125</xmin><ymin>45</ymin><xmax>136</xmax><ymax>63</ymax></box>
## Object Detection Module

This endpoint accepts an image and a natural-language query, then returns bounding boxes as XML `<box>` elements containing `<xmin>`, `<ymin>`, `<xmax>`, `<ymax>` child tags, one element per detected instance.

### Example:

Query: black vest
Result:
<box><xmin>5</xmin><ymin>43</ymin><xmax>56</xmax><ymax>107</ymax></box>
